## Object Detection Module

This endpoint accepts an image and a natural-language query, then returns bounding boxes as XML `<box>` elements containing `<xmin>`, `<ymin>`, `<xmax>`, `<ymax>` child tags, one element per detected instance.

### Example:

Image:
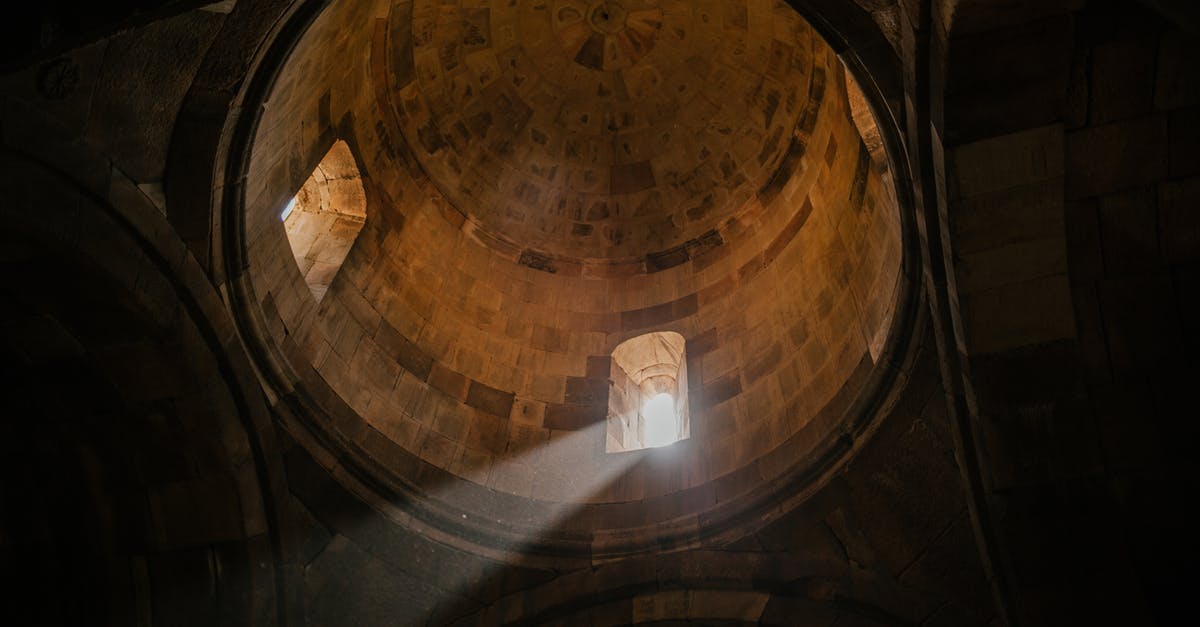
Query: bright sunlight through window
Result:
<box><xmin>606</xmin><ymin>331</ymin><xmax>689</xmax><ymax>453</ymax></box>
<box><xmin>642</xmin><ymin>393</ymin><xmax>677</xmax><ymax>448</ymax></box>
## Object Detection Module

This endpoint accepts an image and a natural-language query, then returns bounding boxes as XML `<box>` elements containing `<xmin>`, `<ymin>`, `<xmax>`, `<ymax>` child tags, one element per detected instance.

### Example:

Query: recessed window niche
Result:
<box><xmin>282</xmin><ymin>140</ymin><xmax>366</xmax><ymax>302</ymax></box>
<box><xmin>606</xmin><ymin>331</ymin><xmax>689</xmax><ymax>452</ymax></box>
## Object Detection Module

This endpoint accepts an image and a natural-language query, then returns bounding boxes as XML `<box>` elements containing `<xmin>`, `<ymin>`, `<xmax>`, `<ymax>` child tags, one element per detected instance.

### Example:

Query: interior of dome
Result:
<box><xmin>242</xmin><ymin>0</ymin><xmax>904</xmax><ymax>543</ymax></box>
<box><xmin>5</xmin><ymin>0</ymin><xmax>1197</xmax><ymax>624</ymax></box>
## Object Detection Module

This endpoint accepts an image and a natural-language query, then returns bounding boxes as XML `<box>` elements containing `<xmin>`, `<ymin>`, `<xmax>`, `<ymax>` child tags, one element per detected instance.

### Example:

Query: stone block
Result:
<box><xmin>686</xmin><ymin>327</ymin><xmax>719</xmax><ymax>358</ymax></box>
<box><xmin>374</xmin><ymin>322</ymin><xmax>434</xmax><ymax>379</ymax></box>
<box><xmin>96</xmin><ymin>340</ymin><xmax>183</xmax><ymax>402</ymax></box>
<box><xmin>1064</xmin><ymin>197</ymin><xmax>1105</xmax><ymax>283</ymax></box>
<box><xmin>85</xmin><ymin>11</ymin><xmax>224</xmax><ymax>182</ymax></box>
<box><xmin>1092</xmin><ymin>381</ymin><xmax>1160</xmax><ymax>470</ymax></box>
<box><xmin>529</xmin><ymin>372</ymin><xmax>565</xmax><ymax>402</ymax></box>
<box><xmin>1159</xmin><ymin>176</ymin><xmax>1200</xmax><ymax>264</ymax></box>
<box><xmin>432</xmin><ymin>397</ymin><xmax>471</xmax><ymax>440</ymax></box>
<box><xmin>1167</xmin><ymin>105</ymin><xmax>1200</xmax><ymax>179</ymax></box>
<box><xmin>699</xmin><ymin>370</ymin><xmax>742</xmax><ymax>409</ymax></box>
<box><xmin>1068</xmin><ymin>283</ymin><xmax>1114</xmax><ymax>382</ymax></box>
<box><xmin>620</xmin><ymin>300</ymin><xmax>674</xmax><ymax>330</ymax></box>
<box><xmin>945</xmin><ymin>17</ymin><xmax>1075</xmax><ymax>142</ymax></box>
<box><xmin>349</xmin><ymin>338</ymin><xmax>400</xmax><ymax>393</ymax></box>
<box><xmin>419</xmin><ymin>431</ymin><xmax>458</xmax><ymax>468</ymax></box>
<box><xmin>609</xmin><ymin>161</ymin><xmax>655</xmax><ymax>194</ymax></box>
<box><xmin>543</xmin><ymin>402</ymin><xmax>605</xmax><ymax>431</ymax></box>
<box><xmin>764</xmin><ymin>198</ymin><xmax>814</xmax><ymax>265</ymax></box>
<box><xmin>1089</xmin><ymin>36</ymin><xmax>1157</xmax><ymax>124</ymax></box>
<box><xmin>1176</xmin><ymin>261</ymin><xmax>1200</xmax><ymax>355</ymax></box>
<box><xmin>952</xmin><ymin>124</ymin><xmax>1064</xmax><ymax>198</ymax></box>
<box><xmin>464</xmin><ymin>411</ymin><xmax>508</xmax><ymax>455</ymax></box>
<box><xmin>964</xmin><ymin>274</ymin><xmax>1076</xmax><ymax>355</ymax></box>
<box><xmin>949</xmin><ymin>0</ymin><xmax>1085</xmax><ymax>36</ymax></box>
<box><xmin>760</xmin><ymin>597</ymin><xmax>839</xmax><ymax>626</ymax></box>
<box><xmin>1065</xmin><ymin>114</ymin><xmax>1168</xmax><ymax>199</ymax></box>
<box><xmin>1098</xmin><ymin>187</ymin><xmax>1164</xmax><ymax>274</ymax></box>
<box><xmin>743</xmin><ymin>342</ymin><xmax>783</xmax><ymax>386</ymax></box>
<box><xmin>529</xmin><ymin>324</ymin><xmax>570</xmax><ymax>352</ymax></box>
<box><xmin>428</xmin><ymin>362</ymin><xmax>469</xmax><ymax>400</ymax></box>
<box><xmin>687</xmin><ymin>590</ymin><xmax>769</xmax><ymax>621</ymax></box>
<box><xmin>149</xmin><ymin>477</ymin><xmax>245</xmax><ymax>549</ymax></box>
<box><xmin>563</xmin><ymin>376</ymin><xmax>608</xmax><ymax>407</ymax></box>
<box><xmin>146</xmin><ymin>548</ymin><xmax>221</xmax><ymax>627</ymax></box>
<box><xmin>466</xmin><ymin>379</ymin><xmax>516</xmax><ymax>417</ymax></box>
<box><xmin>897</xmin><ymin>515</ymin><xmax>996</xmax><ymax>618</ymax></box>
<box><xmin>631</xmin><ymin>590</ymin><xmax>689</xmax><ymax>623</ymax></box>
<box><xmin>956</xmin><ymin>236</ymin><xmax>1068</xmax><ymax>294</ymax></box>
<box><xmin>1154</xmin><ymin>28</ymin><xmax>1200</xmax><ymax>110</ymax></box>
<box><xmin>330</xmin><ymin>314</ymin><xmax>365</xmax><ymax>360</ymax></box>
<box><xmin>1098</xmin><ymin>274</ymin><xmax>1185</xmax><ymax>373</ymax></box>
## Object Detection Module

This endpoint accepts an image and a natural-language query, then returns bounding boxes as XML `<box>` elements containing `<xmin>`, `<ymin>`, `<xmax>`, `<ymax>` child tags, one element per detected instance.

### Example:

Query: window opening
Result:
<box><xmin>280</xmin><ymin>197</ymin><xmax>297</xmax><ymax>221</ymax></box>
<box><xmin>606</xmin><ymin>331</ymin><xmax>689</xmax><ymax>452</ymax></box>
<box><xmin>282</xmin><ymin>140</ymin><xmax>366</xmax><ymax>302</ymax></box>
<box><xmin>642</xmin><ymin>392</ymin><xmax>677</xmax><ymax>448</ymax></box>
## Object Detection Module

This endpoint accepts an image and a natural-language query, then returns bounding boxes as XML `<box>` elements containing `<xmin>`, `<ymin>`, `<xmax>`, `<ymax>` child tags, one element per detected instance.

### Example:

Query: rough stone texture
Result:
<box><xmin>0</xmin><ymin>155</ymin><xmax>280</xmax><ymax>626</ymax></box>
<box><xmin>944</xmin><ymin>0</ymin><xmax>1200</xmax><ymax>623</ymax></box>
<box><xmin>240</xmin><ymin>0</ymin><xmax>904</xmax><ymax>516</ymax></box>
<box><xmin>1</xmin><ymin>0</ymin><xmax>1195</xmax><ymax>625</ymax></box>
<box><xmin>391</xmin><ymin>0</ymin><xmax>821</xmax><ymax>262</ymax></box>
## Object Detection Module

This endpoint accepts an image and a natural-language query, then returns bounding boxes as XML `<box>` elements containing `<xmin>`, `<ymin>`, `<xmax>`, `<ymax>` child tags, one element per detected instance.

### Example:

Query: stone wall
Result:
<box><xmin>4</xmin><ymin>0</ymin><xmax>1193</xmax><ymax>625</ymax></box>
<box><xmin>0</xmin><ymin>147</ymin><xmax>285</xmax><ymax>626</ymax></box>
<box><xmin>942</xmin><ymin>0</ymin><xmax>1200</xmax><ymax>622</ymax></box>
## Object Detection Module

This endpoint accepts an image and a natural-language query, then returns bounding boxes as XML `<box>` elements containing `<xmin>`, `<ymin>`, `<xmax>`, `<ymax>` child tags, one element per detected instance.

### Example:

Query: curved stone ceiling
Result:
<box><xmin>240</xmin><ymin>0</ymin><xmax>909</xmax><ymax>556</ymax></box>
<box><xmin>389</xmin><ymin>0</ymin><xmax>817</xmax><ymax>263</ymax></box>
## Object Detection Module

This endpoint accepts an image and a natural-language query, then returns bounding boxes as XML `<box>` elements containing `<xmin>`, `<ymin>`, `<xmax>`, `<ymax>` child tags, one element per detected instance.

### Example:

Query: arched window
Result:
<box><xmin>282</xmin><ymin>140</ymin><xmax>366</xmax><ymax>302</ymax></box>
<box><xmin>606</xmin><ymin>331</ymin><xmax>689</xmax><ymax>452</ymax></box>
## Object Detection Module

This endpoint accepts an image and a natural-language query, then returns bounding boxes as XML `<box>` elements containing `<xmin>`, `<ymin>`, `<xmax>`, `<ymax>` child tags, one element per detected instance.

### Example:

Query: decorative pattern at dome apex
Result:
<box><xmin>390</xmin><ymin>0</ymin><xmax>819</xmax><ymax>262</ymax></box>
<box><xmin>553</xmin><ymin>0</ymin><xmax>662</xmax><ymax>70</ymax></box>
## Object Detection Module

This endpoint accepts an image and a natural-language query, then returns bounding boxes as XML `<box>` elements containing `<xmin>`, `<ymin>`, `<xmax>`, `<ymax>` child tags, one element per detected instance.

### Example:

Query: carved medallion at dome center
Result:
<box><xmin>553</xmin><ymin>0</ymin><xmax>663</xmax><ymax>71</ymax></box>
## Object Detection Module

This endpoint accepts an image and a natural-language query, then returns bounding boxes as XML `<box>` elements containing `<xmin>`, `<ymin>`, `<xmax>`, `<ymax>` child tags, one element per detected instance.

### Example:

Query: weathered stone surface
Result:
<box><xmin>27</xmin><ymin>1</ymin><xmax>1200</xmax><ymax>626</ymax></box>
<box><xmin>543</xmin><ymin>402</ymin><xmax>606</xmax><ymax>431</ymax></box>
<box><xmin>952</xmin><ymin>124</ymin><xmax>1065</xmax><ymax>198</ymax></box>
<box><xmin>954</xmin><ymin>179</ymin><xmax>1065</xmax><ymax>254</ymax></box>
<box><xmin>1159</xmin><ymin>176</ymin><xmax>1200</xmax><ymax>264</ymax></box>
<box><xmin>1088</xmin><ymin>35</ymin><xmax>1157</xmax><ymax>124</ymax></box>
<box><xmin>1154</xmin><ymin>28</ymin><xmax>1200</xmax><ymax>110</ymax></box>
<box><xmin>963</xmin><ymin>274</ymin><xmax>1077</xmax><ymax>354</ymax></box>
<box><xmin>946</xmin><ymin>16</ymin><xmax>1075</xmax><ymax>143</ymax></box>
<box><xmin>1066</xmin><ymin>114</ymin><xmax>1168</xmax><ymax>199</ymax></box>
<box><xmin>86</xmin><ymin>10</ymin><xmax>225</xmax><ymax>183</ymax></box>
<box><xmin>465</xmin><ymin>380</ymin><xmax>516</xmax><ymax>418</ymax></box>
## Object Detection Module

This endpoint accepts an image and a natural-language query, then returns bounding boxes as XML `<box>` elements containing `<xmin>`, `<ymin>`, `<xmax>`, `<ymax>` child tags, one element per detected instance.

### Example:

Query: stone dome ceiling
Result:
<box><xmin>389</xmin><ymin>0</ymin><xmax>818</xmax><ymax>262</ymax></box>
<box><xmin>241</xmin><ymin>0</ymin><xmax>907</xmax><ymax>554</ymax></box>
<box><xmin>7</xmin><ymin>0</ymin><xmax>1197</xmax><ymax>623</ymax></box>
